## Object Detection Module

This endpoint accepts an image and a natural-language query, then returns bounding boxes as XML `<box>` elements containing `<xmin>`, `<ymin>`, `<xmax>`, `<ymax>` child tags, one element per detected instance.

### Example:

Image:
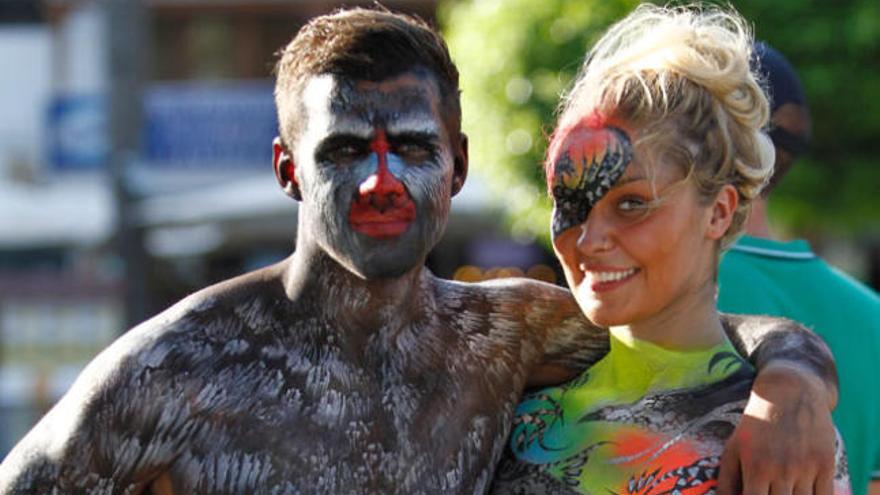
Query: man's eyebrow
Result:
<box><xmin>325</xmin><ymin>118</ymin><xmax>373</xmax><ymax>139</ymax></box>
<box><xmin>386</xmin><ymin>114</ymin><xmax>441</xmax><ymax>136</ymax></box>
<box><xmin>319</xmin><ymin>132</ymin><xmax>371</xmax><ymax>143</ymax></box>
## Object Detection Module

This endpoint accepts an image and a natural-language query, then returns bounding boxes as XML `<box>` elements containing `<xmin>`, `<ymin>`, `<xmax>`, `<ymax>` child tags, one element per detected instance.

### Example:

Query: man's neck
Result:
<box><xmin>744</xmin><ymin>197</ymin><xmax>773</xmax><ymax>239</ymax></box>
<box><xmin>282</xmin><ymin>238</ymin><xmax>431</xmax><ymax>332</ymax></box>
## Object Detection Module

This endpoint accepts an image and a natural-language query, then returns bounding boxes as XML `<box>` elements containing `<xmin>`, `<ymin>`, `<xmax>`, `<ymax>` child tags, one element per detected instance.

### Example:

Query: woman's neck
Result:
<box><xmin>610</xmin><ymin>280</ymin><xmax>726</xmax><ymax>351</ymax></box>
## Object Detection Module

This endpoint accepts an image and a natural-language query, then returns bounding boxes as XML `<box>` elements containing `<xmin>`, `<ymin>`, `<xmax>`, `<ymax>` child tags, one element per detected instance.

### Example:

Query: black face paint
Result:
<box><xmin>295</xmin><ymin>72</ymin><xmax>455</xmax><ymax>279</ymax></box>
<box><xmin>548</xmin><ymin>125</ymin><xmax>634</xmax><ymax>239</ymax></box>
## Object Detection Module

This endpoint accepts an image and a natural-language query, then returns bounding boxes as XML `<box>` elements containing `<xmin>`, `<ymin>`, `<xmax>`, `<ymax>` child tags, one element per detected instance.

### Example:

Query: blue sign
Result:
<box><xmin>47</xmin><ymin>94</ymin><xmax>108</xmax><ymax>171</ymax></box>
<box><xmin>143</xmin><ymin>81</ymin><xmax>278</xmax><ymax>168</ymax></box>
<box><xmin>47</xmin><ymin>83</ymin><xmax>279</xmax><ymax>171</ymax></box>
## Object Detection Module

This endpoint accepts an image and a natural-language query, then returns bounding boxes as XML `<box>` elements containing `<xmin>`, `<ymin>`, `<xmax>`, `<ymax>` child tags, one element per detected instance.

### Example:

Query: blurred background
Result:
<box><xmin>0</xmin><ymin>0</ymin><xmax>876</xmax><ymax>456</ymax></box>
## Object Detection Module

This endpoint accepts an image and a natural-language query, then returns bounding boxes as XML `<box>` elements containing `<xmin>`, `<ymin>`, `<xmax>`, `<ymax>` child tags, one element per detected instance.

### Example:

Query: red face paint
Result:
<box><xmin>348</xmin><ymin>129</ymin><xmax>417</xmax><ymax>239</ymax></box>
<box><xmin>545</xmin><ymin>109</ymin><xmax>610</xmax><ymax>187</ymax></box>
<box><xmin>584</xmin><ymin>108</ymin><xmax>607</xmax><ymax>130</ymax></box>
<box><xmin>546</xmin><ymin>119</ymin><xmax>634</xmax><ymax>238</ymax></box>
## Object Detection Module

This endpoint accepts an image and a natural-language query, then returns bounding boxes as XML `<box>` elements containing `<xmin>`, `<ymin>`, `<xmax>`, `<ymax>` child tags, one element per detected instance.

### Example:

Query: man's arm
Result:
<box><xmin>522</xmin><ymin>284</ymin><xmax>840</xmax><ymax>397</ymax></box>
<box><xmin>503</xmin><ymin>280</ymin><xmax>609</xmax><ymax>386</ymax></box>
<box><xmin>717</xmin><ymin>313</ymin><xmax>840</xmax><ymax>495</ymax></box>
<box><xmin>0</xmin><ymin>324</ymin><xmax>182</xmax><ymax>493</ymax></box>
<box><xmin>721</xmin><ymin>313</ymin><xmax>838</xmax><ymax>405</ymax></box>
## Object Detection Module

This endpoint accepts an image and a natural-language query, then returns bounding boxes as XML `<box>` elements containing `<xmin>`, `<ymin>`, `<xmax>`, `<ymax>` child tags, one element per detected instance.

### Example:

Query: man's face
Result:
<box><xmin>770</xmin><ymin>103</ymin><xmax>811</xmax><ymax>173</ymax></box>
<box><xmin>291</xmin><ymin>71</ymin><xmax>463</xmax><ymax>279</ymax></box>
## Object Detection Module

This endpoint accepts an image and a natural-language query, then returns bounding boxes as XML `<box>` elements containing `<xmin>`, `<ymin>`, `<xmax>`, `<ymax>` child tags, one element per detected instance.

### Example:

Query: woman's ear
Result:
<box><xmin>706</xmin><ymin>184</ymin><xmax>738</xmax><ymax>240</ymax></box>
<box><xmin>273</xmin><ymin>137</ymin><xmax>302</xmax><ymax>201</ymax></box>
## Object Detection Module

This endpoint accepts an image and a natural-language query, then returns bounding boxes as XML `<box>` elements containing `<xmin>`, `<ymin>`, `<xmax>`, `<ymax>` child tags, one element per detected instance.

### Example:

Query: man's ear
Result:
<box><xmin>451</xmin><ymin>133</ymin><xmax>469</xmax><ymax>197</ymax></box>
<box><xmin>273</xmin><ymin>137</ymin><xmax>301</xmax><ymax>201</ymax></box>
<box><xmin>706</xmin><ymin>184</ymin><xmax>738</xmax><ymax>240</ymax></box>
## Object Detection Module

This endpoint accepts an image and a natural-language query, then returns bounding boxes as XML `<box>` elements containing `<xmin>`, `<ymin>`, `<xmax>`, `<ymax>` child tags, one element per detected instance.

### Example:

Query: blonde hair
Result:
<box><xmin>553</xmin><ymin>3</ymin><xmax>774</xmax><ymax>249</ymax></box>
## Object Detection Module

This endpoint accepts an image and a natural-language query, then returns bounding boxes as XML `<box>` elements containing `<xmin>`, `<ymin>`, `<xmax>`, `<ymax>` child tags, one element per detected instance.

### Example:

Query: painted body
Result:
<box><xmin>507</xmin><ymin>89</ymin><xmax>850</xmax><ymax>493</ymax></box>
<box><xmin>492</xmin><ymin>333</ymin><xmax>851</xmax><ymax>495</ymax></box>
<box><xmin>0</xmin><ymin>68</ymin><xmax>839</xmax><ymax>494</ymax></box>
<box><xmin>0</xmin><ymin>259</ymin><xmax>602</xmax><ymax>494</ymax></box>
<box><xmin>0</xmin><ymin>70</ymin><xmax>603</xmax><ymax>495</ymax></box>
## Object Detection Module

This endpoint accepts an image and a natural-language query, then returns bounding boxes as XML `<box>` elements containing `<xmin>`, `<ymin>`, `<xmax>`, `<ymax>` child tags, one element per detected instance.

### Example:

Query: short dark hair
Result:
<box><xmin>274</xmin><ymin>7</ymin><xmax>461</xmax><ymax>148</ymax></box>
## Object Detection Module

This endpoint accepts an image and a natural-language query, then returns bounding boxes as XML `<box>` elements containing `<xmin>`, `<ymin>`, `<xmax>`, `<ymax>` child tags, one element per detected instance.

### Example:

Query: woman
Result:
<box><xmin>491</xmin><ymin>5</ymin><xmax>849</xmax><ymax>495</ymax></box>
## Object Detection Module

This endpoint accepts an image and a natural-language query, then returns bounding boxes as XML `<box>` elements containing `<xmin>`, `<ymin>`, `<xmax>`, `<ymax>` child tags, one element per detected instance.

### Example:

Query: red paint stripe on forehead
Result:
<box><xmin>583</xmin><ymin>108</ymin><xmax>607</xmax><ymax>129</ymax></box>
<box><xmin>370</xmin><ymin>129</ymin><xmax>390</xmax><ymax>154</ymax></box>
<box><xmin>545</xmin><ymin>109</ymin><xmax>618</xmax><ymax>189</ymax></box>
<box><xmin>545</xmin><ymin>121</ymin><xmax>586</xmax><ymax>189</ymax></box>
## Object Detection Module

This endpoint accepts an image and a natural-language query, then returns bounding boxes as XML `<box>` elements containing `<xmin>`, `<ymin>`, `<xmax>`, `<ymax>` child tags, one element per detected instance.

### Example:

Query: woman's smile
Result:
<box><xmin>580</xmin><ymin>266</ymin><xmax>640</xmax><ymax>292</ymax></box>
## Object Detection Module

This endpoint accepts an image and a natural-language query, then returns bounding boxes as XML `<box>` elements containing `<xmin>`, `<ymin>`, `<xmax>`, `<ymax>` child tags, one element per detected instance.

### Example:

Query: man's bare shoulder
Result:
<box><xmin>720</xmin><ymin>312</ymin><xmax>806</xmax><ymax>332</ymax></box>
<box><xmin>0</xmin><ymin>260</ymin><xmax>301</xmax><ymax>491</ymax></box>
<box><xmin>433</xmin><ymin>275</ymin><xmax>579</xmax><ymax>315</ymax></box>
<box><xmin>430</xmin><ymin>276</ymin><xmax>592</xmax><ymax>353</ymax></box>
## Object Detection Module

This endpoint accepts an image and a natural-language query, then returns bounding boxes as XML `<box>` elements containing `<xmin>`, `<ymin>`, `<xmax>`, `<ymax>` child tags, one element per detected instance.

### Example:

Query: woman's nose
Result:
<box><xmin>576</xmin><ymin>216</ymin><xmax>613</xmax><ymax>255</ymax></box>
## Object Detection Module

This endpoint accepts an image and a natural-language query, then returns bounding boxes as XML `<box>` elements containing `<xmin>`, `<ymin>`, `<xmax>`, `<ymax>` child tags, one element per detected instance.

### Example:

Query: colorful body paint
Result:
<box><xmin>548</xmin><ymin>124</ymin><xmax>634</xmax><ymax>239</ymax></box>
<box><xmin>491</xmin><ymin>333</ymin><xmax>851</xmax><ymax>495</ymax></box>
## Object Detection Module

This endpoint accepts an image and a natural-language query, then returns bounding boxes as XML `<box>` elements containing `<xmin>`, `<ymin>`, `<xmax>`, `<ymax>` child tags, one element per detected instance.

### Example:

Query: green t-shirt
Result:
<box><xmin>719</xmin><ymin>235</ymin><xmax>880</xmax><ymax>495</ymax></box>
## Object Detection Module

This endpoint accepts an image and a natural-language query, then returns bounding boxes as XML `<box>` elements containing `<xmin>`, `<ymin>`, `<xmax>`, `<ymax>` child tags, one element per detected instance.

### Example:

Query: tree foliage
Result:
<box><xmin>441</xmin><ymin>0</ymin><xmax>880</xmax><ymax>244</ymax></box>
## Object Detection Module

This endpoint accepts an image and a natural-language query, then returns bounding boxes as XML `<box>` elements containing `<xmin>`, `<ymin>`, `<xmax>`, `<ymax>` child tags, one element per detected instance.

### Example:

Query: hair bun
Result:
<box><xmin>755</xmin><ymin>130</ymin><xmax>775</xmax><ymax>171</ymax></box>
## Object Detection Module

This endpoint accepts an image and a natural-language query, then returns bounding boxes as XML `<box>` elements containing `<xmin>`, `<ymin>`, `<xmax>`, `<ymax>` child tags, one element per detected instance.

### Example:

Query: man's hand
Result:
<box><xmin>717</xmin><ymin>361</ymin><xmax>838</xmax><ymax>495</ymax></box>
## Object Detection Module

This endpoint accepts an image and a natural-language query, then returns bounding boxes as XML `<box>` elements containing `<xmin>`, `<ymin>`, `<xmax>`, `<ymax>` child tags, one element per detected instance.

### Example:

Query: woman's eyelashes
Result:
<box><xmin>610</xmin><ymin>189</ymin><xmax>662</xmax><ymax>219</ymax></box>
<box><xmin>617</xmin><ymin>196</ymin><xmax>649</xmax><ymax>214</ymax></box>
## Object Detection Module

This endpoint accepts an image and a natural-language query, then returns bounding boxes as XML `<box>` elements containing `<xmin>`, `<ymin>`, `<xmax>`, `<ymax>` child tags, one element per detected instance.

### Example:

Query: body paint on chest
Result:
<box><xmin>547</xmin><ymin>121</ymin><xmax>634</xmax><ymax>238</ymax></box>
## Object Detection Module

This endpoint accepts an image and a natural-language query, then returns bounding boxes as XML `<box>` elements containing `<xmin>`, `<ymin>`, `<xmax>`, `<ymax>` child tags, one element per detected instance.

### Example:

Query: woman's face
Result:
<box><xmin>550</xmin><ymin>126</ymin><xmax>726</xmax><ymax>329</ymax></box>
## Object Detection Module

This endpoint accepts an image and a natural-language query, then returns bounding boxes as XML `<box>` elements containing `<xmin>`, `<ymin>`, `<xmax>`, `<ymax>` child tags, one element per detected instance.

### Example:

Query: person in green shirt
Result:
<box><xmin>718</xmin><ymin>42</ymin><xmax>880</xmax><ymax>495</ymax></box>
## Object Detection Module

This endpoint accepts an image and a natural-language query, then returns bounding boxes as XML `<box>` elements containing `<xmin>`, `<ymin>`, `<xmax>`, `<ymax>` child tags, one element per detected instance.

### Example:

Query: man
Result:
<box><xmin>718</xmin><ymin>42</ymin><xmax>880</xmax><ymax>495</ymax></box>
<box><xmin>0</xmin><ymin>10</ymin><xmax>841</xmax><ymax>494</ymax></box>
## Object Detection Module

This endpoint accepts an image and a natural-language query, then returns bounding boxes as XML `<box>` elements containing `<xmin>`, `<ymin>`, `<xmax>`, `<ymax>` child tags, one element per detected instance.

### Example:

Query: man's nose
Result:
<box><xmin>358</xmin><ymin>156</ymin><xmax>406</xmax><ymax>197</ymax></box>
<box><xmin>358</xmin><ymin>130</ymin><xmax>406</xmax><ymax>209</ymax></box>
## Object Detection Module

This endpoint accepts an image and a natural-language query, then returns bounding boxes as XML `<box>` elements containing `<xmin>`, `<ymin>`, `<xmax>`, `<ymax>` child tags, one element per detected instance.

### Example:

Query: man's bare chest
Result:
<box><xmin>152</xmin><ymin>330</ymin><xmax>526</xmax><ymax>494</ymax></box>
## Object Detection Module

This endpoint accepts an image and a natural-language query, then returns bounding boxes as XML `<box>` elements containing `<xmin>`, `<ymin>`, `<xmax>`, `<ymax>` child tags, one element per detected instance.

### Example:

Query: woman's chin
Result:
<box><xmin>577</xmin><ymin>303</ymin><xmax>629</xmax><ymax>328</ymax></box>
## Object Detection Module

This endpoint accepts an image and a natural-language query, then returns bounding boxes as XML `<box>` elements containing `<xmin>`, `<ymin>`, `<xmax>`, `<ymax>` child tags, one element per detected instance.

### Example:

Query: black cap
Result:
<box><xmin>753</xmin><ymin>41</ymin><xmax>809</xmax><ymax>156</ymax></box>
<box><xmin>753</xmin><ymin>41</ymin><xmax>807</xmax><ymax>113</ymax></box>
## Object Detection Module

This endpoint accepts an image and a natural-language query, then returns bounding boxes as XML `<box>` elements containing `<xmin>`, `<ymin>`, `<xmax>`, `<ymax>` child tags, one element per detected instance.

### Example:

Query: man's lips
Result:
<box><xmin>348</xmin><ymin>199</ymin><xmax>417</xmax><ymax>239</ymax></box>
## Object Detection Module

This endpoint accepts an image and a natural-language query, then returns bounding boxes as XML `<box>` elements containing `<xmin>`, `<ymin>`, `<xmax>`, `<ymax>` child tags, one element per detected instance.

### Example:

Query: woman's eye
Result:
<box><xmin>617</xmin><ymin>197</ymin><xmax>645</xmax><ymax>211</ymax></box>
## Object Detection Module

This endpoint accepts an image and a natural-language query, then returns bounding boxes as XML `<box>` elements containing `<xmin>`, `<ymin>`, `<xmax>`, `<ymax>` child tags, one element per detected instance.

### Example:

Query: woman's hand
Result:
<box><xmin>717</xmin><ymin>361</ymin><xmax>838</xmax><ymax>495</ymax></box>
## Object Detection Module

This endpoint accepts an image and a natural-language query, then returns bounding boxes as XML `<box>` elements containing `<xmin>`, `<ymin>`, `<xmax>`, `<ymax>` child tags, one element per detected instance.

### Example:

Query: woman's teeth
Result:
<box><xmin>592</xmin><ymin>268</ymin><xmax>637</xmax><ymax>283</ymax></box>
